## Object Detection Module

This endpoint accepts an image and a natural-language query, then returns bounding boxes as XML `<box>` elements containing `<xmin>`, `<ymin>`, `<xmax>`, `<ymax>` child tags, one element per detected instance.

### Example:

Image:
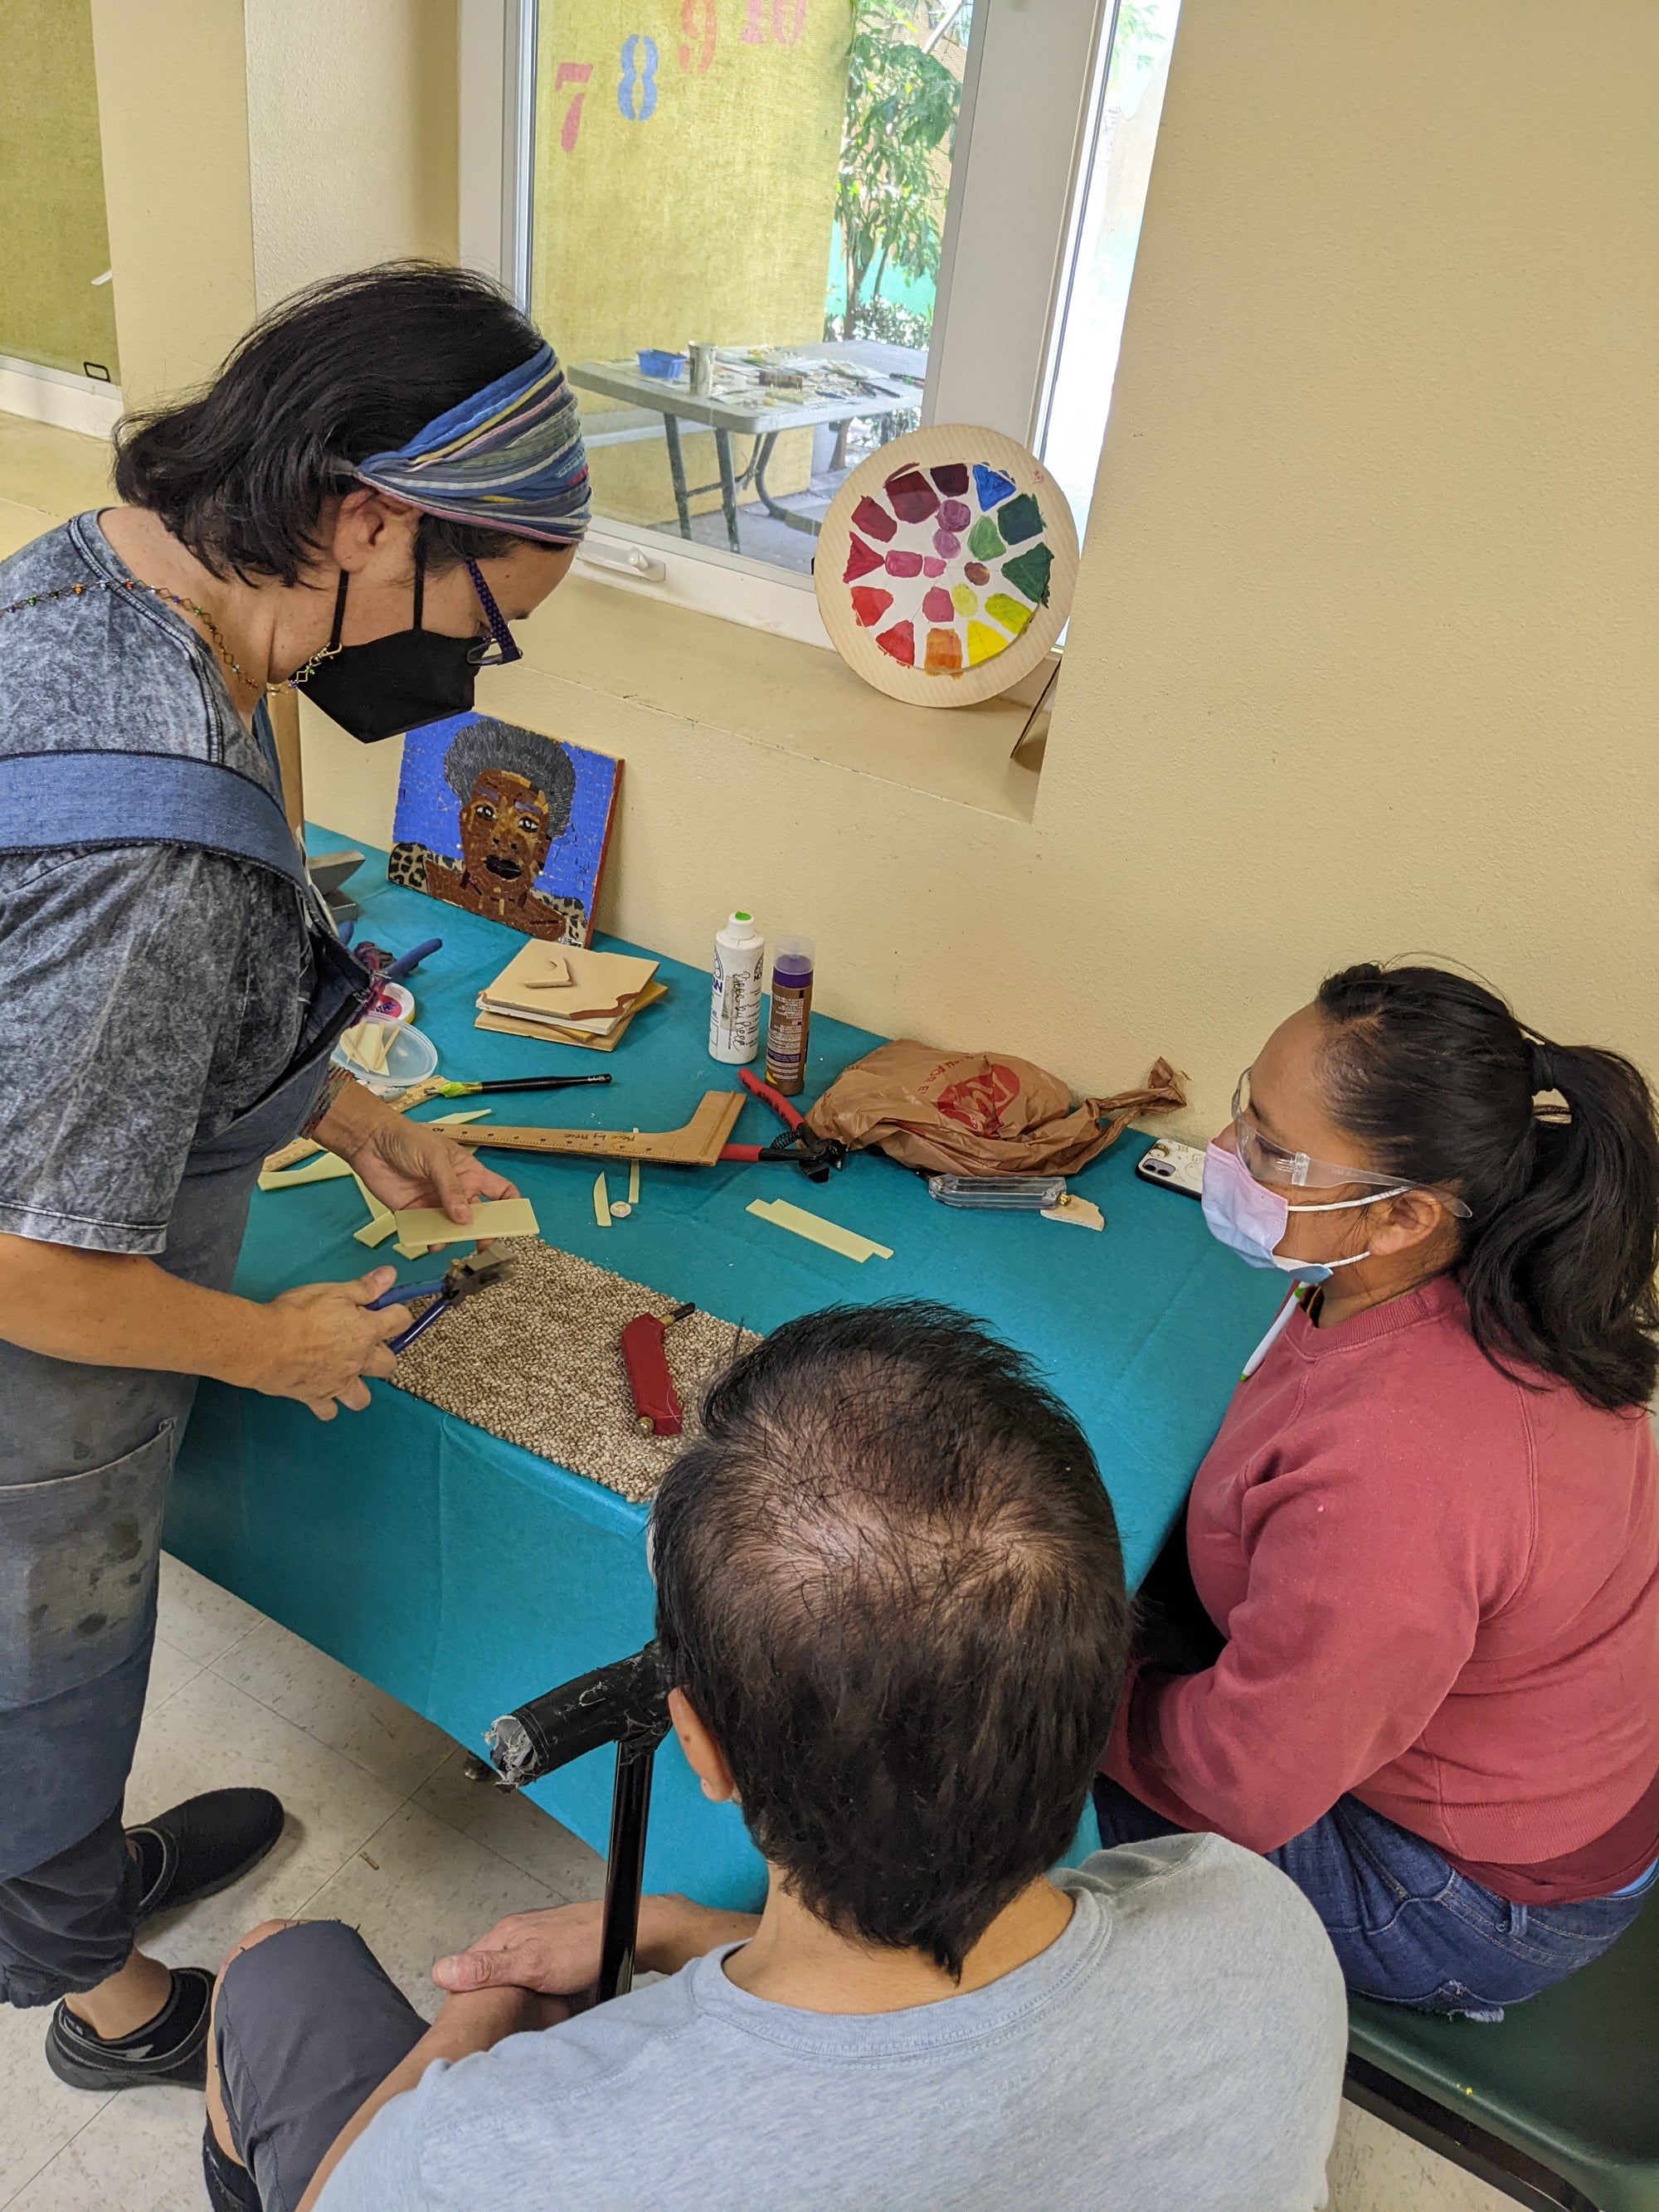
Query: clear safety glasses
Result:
<box><xmin>1231</xmin><ymin>1069</ymin><xmax>1472</xmax><ymax>1217</ymax></box>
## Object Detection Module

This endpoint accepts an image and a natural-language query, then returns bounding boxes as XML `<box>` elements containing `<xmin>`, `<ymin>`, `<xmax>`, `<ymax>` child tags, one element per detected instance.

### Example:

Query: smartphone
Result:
<box><xmin>1135</xmin><ymin>1136</ymin><xmax>1205</xmax><ymax>1200</ymax></box>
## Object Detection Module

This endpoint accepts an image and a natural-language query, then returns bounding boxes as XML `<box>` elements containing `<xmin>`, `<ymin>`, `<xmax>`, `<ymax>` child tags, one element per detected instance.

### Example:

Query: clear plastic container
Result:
<box><xmin>333</xmin><ymin>1017</ymin><xmax>438</xmax><ymax>1098</ymax></box>
<box><xmin>926</xmin><ymin>1174</ymin><xmax>1068</xmax><ymax>1211</ymax></box>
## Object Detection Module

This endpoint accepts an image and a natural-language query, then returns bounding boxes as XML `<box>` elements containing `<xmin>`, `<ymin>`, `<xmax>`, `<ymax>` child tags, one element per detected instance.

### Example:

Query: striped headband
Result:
<box><xmin>354</xmin><ymin>342</ymin><xmax>590</xmax><ymax>547</ymax></box>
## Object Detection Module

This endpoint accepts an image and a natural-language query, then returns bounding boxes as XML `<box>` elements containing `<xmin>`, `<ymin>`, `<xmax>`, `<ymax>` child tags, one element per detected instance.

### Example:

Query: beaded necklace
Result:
<box><xmin>0</xmin><ymin>576</ymin><xmax>338</xmax><ymax>694</ymax></box>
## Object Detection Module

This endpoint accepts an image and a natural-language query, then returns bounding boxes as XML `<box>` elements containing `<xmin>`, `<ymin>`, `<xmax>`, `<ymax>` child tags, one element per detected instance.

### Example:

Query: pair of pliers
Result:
<box><xmin>720</xmin><ymin>1067</ymin><xmax>846</xmax><ymax>1184</ymax></box>
<box><xmin>367</xmin><ymin>1247</ymin><xmax>516</xmax><ymax>1354</ymax></box>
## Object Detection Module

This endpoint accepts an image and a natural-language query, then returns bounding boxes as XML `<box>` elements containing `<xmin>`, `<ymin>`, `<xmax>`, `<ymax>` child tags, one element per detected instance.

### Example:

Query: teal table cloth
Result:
<box><xmin>166</xmin><ymin>840</ymin><xmax>1282</xmax><ymax>1907</ymax></box>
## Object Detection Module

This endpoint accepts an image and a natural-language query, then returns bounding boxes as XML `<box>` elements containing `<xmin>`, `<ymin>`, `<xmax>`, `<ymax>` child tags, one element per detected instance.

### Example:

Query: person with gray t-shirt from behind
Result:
<box><xmin>202</xmin><ymin>1303</ymin><xmax>1346</xmax><ymax>2212</ymax></box>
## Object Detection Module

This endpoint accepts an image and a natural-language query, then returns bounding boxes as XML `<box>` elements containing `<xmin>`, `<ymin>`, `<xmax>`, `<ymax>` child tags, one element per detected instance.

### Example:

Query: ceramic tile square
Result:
<box><xmin>139</xmin><ymin>1637</ymin><xmax>202</xmax><ymax>1718</ymax></box>
<box><xmin>1326</xmin><ymin>2098</ymin><xmax>1515</xmax><ymax>2211</ymax></box>
<box><xmin>123</xmin><ymin>1668</ymin><xmax>405</xmax><ymax>1972</ymax></box>
<box><xmin>0</xmin><ymin>1997</ymin><xmax>112</xmax><ymax>2208</ymax></box>
<box><xmin>211</xmin><ymin>1616</ymin><xmax>459</xmax><ymax>1796</ymax></box>
<box><xmin>294</xmin><ymin>1801</ymin><xmax>564</xmax><ymax>2023</ymax></box>
<box><xmin>153</xmin><ymin>1555</ymin><xmax>262</xmax><ymax>1669</ymax></box>
<box><xmin>1</xmin><ymin>2084</ymin><xmax>205</xmax><ymax>2212</ymax></box>
<box><xmin>414</xmin><ymin>1748</ymin><xmax>607</xmax><ymax>1900</ymax></box>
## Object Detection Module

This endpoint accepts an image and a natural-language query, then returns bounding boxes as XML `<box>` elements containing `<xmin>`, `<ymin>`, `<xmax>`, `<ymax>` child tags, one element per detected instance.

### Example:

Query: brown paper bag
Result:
<box><xmin>805</xmin><ymin>1042</ymin><xmax>1186</xmax><ymax>1177</ymax></box>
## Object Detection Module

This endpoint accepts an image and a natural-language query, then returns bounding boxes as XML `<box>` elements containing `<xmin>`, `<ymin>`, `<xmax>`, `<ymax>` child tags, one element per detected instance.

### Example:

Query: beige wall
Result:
<box><xmin>245</xmin><ymin>0</ymin><xmax>458</xmax><ymax>309</ymax></box>
<box><xmin>54</xmin><ymin>1</ymin><xmax>1659</xmax><ymax>1142</ymax></box>
<box><xmin>304</xmin><ymin>0</ymin><xmax>1659</xmax><ymax>1139</ymax></box>
<box><xmin>88</xmin><ymin>0</ymin><xmax>257</xmax><ymax>404</ymax></box>
<box><xmin>83</xmin><ymin>0</ymin><xmax>458</xmax><ymax>410</ymax></box>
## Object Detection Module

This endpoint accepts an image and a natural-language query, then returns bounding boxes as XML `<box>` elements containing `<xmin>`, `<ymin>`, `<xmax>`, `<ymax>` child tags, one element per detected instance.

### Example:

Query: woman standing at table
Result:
<box><xmin>1097</xmin><ymin>964</ymin><xmax>1659</xmax><ymax>2017</ymax></box>
<box><xmin>0</xmin><ymin>265</ymin><xmax>589</xmax><ymax>2090</ymax></box>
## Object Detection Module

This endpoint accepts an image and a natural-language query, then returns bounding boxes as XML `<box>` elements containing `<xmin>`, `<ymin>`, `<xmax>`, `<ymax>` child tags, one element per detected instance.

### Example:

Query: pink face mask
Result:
<box><xmin>1200</xmin><ymin>1140</ymin><xmax>1394</xmax><ymax>1281</ymax></box>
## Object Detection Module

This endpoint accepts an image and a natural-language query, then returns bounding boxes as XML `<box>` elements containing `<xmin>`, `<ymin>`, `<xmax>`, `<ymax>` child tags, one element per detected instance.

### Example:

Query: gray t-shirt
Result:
<box><xmin>0</xmin><ymin>513</ymin><xmax>313</xmax><ymax>1254</ymax></box>
<box><xmin>319</xmin><ymin>1836</ymin><xmax>1346</xmax><ymax>2212</ymax></box>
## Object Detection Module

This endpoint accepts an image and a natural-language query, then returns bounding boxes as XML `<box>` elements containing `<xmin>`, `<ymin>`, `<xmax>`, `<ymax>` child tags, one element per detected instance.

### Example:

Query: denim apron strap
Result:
<box><xmin>0</xmin><ymin>747</ymin><xmax>309</xmax><ymax>891</ymax></box>
<box><xmin>0</xmin><ymin>739</ymin><xmax>370</xmax><ymax>1893</ymax></box>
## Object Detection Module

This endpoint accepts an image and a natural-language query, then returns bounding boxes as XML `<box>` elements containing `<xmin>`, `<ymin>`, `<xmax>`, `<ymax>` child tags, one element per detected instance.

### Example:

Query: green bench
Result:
<box><xmin>1345</xmin><ymin>1895</ymin><xmax>1658</xmax><ymax>2211</ymax></box>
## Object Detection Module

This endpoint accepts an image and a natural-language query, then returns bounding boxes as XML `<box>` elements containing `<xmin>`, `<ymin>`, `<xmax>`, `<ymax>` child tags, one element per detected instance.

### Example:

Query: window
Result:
<box><xmin>1037</xmin><ymin>0</ymin><xmax>1181</xmax><ymax>547</ymax></box>
<box><xmin>459</xmin><ymin>0</ymin><xmax>1178</xmax><ymax>644</ymax></box>
<box><xmin>0</xmin><ymin>0</ymin><xmax>124</xmax><ymax>435</ymax></box>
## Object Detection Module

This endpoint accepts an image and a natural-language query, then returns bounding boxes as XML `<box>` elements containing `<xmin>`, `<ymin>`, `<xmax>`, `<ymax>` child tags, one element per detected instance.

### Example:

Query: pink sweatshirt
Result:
<box><xmin>1104</xmin><ymin>1274</ymin><xmax>1659</xmax><ymax>1894</ymax></box>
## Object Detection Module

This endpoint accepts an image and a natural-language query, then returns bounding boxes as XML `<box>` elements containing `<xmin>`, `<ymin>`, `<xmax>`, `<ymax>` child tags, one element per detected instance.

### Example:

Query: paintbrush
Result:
<box><xmin>428</xmin><ymin>1075</ymin><xmax>613</xmax><ymax>1100</ymax></box>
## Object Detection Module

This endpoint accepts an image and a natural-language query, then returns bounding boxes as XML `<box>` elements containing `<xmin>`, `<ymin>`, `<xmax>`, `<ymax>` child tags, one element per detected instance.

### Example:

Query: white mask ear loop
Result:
<box><xmin>1282</xmin><ymin>1187</ymin><xmax>1411</xmax><ymax>1217</ymax></box>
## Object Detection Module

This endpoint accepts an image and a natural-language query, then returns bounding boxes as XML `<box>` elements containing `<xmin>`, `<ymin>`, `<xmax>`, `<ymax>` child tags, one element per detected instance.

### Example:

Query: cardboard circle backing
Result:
<box><xmin>815</xmin><ymin>423</ymin><xmax>1078</xmax><ymax>708</ymax></box>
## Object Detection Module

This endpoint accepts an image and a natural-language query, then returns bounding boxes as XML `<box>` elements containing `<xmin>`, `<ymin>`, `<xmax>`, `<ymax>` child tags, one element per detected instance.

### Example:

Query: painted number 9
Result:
<box><xmin>618</xmin><ymin>34</ymin><xmax>659</xmax><ymax>121</ymax></box>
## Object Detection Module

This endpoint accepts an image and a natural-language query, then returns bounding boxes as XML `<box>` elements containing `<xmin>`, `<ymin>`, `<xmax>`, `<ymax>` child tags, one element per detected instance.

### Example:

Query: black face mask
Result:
<box><xmin>294</xmin><ymin>547</ymin><xmax>488</xmax><ymax>742</ymax></box>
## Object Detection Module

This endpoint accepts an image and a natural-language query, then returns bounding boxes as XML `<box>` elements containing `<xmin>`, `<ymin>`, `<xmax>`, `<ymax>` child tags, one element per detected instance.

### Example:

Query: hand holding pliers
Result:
<box><xmin>367</xmin><ymin>1247</ymin><xmax>516</xmax><ymax>1354</ymax></box>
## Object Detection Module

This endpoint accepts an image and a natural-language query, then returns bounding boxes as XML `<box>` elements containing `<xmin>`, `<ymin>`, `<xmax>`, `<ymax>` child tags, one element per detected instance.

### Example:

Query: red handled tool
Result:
<box><xmin>622</xmin><ymin>1303</ymin><xmax>695</xmax><ymax>1437</ymax></box>
<box><xmin>720</xmin><ymin>1067</ymin><xmax>845</xmax><ymax>1184</ymax></box>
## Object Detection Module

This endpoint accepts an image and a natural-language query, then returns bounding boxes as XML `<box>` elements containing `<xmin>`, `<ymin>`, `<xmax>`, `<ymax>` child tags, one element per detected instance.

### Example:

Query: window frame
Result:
<box><xmin>458</xmin><ymin>0</ymin><xmax>1124</xmax><ymax>646</ymax></box>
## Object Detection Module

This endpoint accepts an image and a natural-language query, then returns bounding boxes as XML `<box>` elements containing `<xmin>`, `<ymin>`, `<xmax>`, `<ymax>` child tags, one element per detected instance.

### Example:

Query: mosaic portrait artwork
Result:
<box><xmin>388</xmin><ymin>713</ymin><xmax>620</xmax><ymax>946</ymax></box>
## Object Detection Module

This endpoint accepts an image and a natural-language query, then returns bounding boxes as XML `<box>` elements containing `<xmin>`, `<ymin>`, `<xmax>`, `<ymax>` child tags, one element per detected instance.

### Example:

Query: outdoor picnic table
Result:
<box><xmin>568</xmin><ymin>340</ymin><xmax>926</xmax><ymax>552</ymax></box>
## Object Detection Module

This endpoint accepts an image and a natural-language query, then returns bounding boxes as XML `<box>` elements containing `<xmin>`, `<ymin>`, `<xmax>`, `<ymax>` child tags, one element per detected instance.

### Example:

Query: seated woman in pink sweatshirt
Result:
<box><xmin>1097</xmin><ymin>962</ymin><xmax>1659</xmax><ymax>2019</ymax></box>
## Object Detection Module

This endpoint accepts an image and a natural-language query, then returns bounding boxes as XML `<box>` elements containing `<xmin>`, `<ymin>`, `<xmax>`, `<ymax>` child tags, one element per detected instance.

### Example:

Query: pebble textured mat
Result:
<box><xmin>387</xmin><ymin>1240</ymin><xmax>758</xmax><ymax>1505</ymax></box>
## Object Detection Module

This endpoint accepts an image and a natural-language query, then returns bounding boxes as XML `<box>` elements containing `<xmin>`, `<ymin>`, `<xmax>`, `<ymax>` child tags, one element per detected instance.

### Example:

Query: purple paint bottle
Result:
<box><xmin>765</xmin><ymin>936</ymin><xmax>815</xmax><ymax>1096</ymax></box>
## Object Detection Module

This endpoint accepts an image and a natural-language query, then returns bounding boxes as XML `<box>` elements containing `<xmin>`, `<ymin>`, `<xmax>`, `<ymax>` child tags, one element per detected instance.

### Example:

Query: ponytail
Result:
<box><xmin>1316</xmin><ymin>965</ymin><xmax>1659</xmax><ymax>1412</ymax></box>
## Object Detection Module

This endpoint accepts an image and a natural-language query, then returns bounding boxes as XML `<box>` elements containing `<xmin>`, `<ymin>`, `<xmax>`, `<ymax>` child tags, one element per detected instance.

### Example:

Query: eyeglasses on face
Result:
<box><xmin>1231</xmin><ymin>1068</ymin><xmax>1472</xmax><ymax>1218</ymax></box>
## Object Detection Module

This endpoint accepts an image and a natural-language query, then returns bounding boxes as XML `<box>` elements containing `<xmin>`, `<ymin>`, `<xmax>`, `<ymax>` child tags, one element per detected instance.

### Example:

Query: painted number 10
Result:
<box><xmin>618</xmin><ymin>34</ymin><xmax>659</xmax><ymax>121</ymax></box>
<box><xmin>742</xmin><ymin>0</ymin><xmax>808</xmax><ymax>42</ymax></box>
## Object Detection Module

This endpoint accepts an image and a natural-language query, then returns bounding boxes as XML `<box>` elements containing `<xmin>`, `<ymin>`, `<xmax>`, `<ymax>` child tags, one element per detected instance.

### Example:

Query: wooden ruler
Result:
<box><xmin>451</xmin><ymin>1091</ymin><xmax>744</xmax><ymax>1168</ymax></box>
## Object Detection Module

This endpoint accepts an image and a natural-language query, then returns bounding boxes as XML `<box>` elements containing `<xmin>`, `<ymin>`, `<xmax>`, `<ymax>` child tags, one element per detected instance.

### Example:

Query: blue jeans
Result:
<box><xmin>1093</xmin><ymin>1775</ymin><xmax>1658</xmax><ymax>2020</ymax></box>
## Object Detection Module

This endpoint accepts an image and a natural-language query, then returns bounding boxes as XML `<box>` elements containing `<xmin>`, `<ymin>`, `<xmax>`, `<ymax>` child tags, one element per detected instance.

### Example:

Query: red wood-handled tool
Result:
<box><xmin>621</xmin><ymin>1304</ymin><xmax>695</xmax><ymax>1437</ymax></box>
<box><xmin>720</xmin><ymin>1067</ymin><xmax>846</xmax><ymax>1183</ymax></box>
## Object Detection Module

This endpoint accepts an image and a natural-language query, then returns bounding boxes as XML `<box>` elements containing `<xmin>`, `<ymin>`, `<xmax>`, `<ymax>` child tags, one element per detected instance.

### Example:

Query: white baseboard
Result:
<box><xmin>0</xmin><ymin>356</ymin><xmax>124</xmax><ymax>440</ymax></box>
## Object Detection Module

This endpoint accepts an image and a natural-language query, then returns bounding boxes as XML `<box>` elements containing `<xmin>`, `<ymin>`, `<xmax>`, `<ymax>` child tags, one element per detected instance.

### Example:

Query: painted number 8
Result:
<box><xmin>617</xmin><ymin>34</ymin><xmax>659</xmax><ymax>122</ymax></box>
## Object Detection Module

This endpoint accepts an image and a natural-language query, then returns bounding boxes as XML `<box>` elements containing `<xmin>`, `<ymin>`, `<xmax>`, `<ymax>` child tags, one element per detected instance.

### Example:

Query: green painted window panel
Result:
<box><xmin>0</xmin><ymin>0</ymin><xmax>120</xmax><ymax>381</ymax></box>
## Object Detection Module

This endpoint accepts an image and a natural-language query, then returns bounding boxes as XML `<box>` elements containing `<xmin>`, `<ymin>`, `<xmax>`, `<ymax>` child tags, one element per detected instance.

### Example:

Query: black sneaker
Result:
<box><xmin>129</xmin><ymin>1789</ymin><xmax>286</xmax><ymax>1922</ymax></box>
<box><xmin>46</xmin><ymin>1966</ymin><xmax>214</xmax><ymax>2091</ymax></box>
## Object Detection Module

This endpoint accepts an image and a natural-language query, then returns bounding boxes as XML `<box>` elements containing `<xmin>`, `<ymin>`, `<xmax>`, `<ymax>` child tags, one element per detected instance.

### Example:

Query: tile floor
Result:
<box><xmin>1</xmin><ymin>1557</ymin><xmax>1511</xmax><ymax>2212</ymax></box>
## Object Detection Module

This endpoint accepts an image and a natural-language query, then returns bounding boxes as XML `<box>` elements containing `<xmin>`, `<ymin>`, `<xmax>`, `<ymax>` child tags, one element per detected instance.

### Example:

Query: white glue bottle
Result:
<box><xmin>709</xmin><ymin>911</ymin><xmax>765</xmax><ymax>1063</ymax></box>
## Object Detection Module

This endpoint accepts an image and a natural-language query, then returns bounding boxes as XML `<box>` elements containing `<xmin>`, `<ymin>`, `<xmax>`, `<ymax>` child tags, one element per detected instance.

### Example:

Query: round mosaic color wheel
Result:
<box><xmin>815</xmin><ymin>423</ymin><xmax>1079</xmax><ymax>708</ymax></box>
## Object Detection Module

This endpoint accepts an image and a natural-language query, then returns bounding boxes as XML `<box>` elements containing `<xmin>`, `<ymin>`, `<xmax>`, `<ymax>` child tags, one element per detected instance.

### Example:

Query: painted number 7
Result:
<box><xmin>554</xmin><ymin>61</ymin><xmax>593</xmax><ymax>153</ymax></box>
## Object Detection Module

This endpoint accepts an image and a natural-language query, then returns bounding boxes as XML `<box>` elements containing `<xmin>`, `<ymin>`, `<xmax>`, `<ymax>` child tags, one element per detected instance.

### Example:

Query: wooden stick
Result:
<box><xmin>451</xmin><ymin>1091</ymin><xmax>744</xmax><ymax>1168</ymax></box>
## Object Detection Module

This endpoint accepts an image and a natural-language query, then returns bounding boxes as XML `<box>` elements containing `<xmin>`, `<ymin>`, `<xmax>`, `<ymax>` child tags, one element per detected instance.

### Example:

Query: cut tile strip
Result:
<box><xmin>353</xmin><ymin>1175</ymin><xmax>399</xmax><ymax>1248</ymax></box>
<box><xmin>392</xmin><ymin>1197</ymin><xmax>540</xmax><ymax>1254</ymax></box>
<box><xmin>747</xmin><ymin>1198</ymin><xmax>893</xmax><ymax>1264</ymax></box>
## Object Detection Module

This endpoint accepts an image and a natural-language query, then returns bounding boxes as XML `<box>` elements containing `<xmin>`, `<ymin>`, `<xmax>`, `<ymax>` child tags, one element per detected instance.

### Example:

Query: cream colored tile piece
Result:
<box><xmin>298</xmin><ymin>1801</ymin><xmax>564</xmax><ymax>2023</ymax></box>
<box><xmin>0</xmin><ymin>1996</ymin><xmax>112</xmax><ymax>2207</ymax></box>
<box><xmin>1326</xmin><ymin>2099</ymin><xmax>1515</xmax><ymax>2212</ymax></box>
<box><xmin>747</xmin><ymin>1198</ymin><xmax>893</xmax><ymax>1263</ymax></box>
<box><xmin>413</xmin><ymin>1748</ymin><xmax>608</xmax><ymax>1900</ymax></box>
<box><xmin>143</xmin><ymin>1635</ymin><xmax>203</xmax><ymax>1715</ymax></box>
<box><xmin>3</xmin><ymin>2081</ymin><xmax>206</xmax><ymax>2212</ymax></box>
<box><xmin>124</xmin><ymin>1668</ymin><xmax>404</xmax><ymax>1971</ymax></box>
<box><xmin>211</xmin><ymin>1616</ymin><xmax>458</xmax><ymax>1796</ymax></box>
<box><xmin>256</xmin><ymin>1151</ymin><xmax>356</xmax><ymax>1191</ymax></box>
<box><xmin>155</xmin><ymin>1553</ymin><xmax>262</xmax><ymax>1666</ymax></box>
<box><xmin>392</xmin><ymin>1196</ymin><xmax>539</xmax><ymax>1248</ymax></box>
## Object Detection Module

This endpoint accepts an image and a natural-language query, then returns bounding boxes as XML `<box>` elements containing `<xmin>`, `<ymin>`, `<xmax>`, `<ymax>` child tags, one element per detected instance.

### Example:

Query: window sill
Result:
<box><xmin>477</xmin><ymin>571</ymin><xmax>1045</xmax><ymax>825</ymax></box>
